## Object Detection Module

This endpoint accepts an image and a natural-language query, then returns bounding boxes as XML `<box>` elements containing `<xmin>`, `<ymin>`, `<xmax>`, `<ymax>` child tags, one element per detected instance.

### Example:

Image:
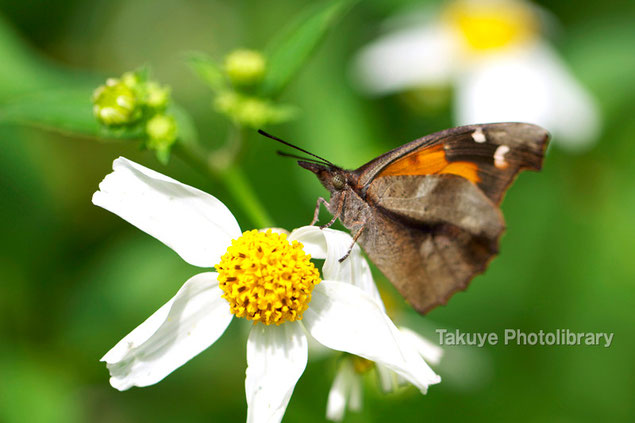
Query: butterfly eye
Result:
<box><xmin>332</xmin><ymin>174</ymin><xmax>345</xmax><ymax>190</ymax></box>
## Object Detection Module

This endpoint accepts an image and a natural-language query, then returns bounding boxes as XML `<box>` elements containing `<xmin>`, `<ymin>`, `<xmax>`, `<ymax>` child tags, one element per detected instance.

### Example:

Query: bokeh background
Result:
<box><xmin>0</xmin><ymin>0</ymin><xmax>634</xmax><ymax>422</ymax></box>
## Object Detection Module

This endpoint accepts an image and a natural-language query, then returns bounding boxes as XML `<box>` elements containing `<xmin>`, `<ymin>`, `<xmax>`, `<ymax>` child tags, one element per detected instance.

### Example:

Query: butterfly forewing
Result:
<box><xmin>357</xmin><ymin>123</ymin><xmax>549</xmax><ymax>204</ymax></box>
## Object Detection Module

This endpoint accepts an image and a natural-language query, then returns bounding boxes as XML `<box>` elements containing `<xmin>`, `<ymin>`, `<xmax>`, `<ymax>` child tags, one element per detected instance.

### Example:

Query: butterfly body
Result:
<box><xmin>298</xmin><ymin>123</ymin><xmax>549</xmax><ymax>314</ymax></box>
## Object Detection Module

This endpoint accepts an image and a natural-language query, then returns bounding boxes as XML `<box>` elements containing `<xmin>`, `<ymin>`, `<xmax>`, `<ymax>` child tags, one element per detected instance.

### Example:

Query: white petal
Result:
<box><xmin>326</xmin><ymin>359</ymin><xmax>356</xmax><ymax>422</ymax></box>
<box><xmin>288</xmin><ymin>226</ymin><xmax>328</xmax><ymax>259</ymax></box>
<box><xmin>302</xmin><ymin>320</ymin><xmax>333</xmax><ymax>360</ymax></box>
<box><xmin>304</xmin><ymin>282</ymin><xmax>440</xmax><ymax>393</ymax></box>
<box><xmin>376</xmin><ymin>363</ymin><xmax>398</xmax><ymax>393</ymax></box>
<box><xmin>353</xmin><ymin>23</ymin><xmax>459</xmax><ymax>94</ymax></box>
<box><xmin>290</xmin><ymin>227</ymin><xmax>383</xmax><ymax>308</ymax></box>
<box><xmin>399</xmin><ymin>326</ymin><xmax>444</xmax><ymax>366</ymax></box>
<box><xmin>348</xmin><ymin>371</ymin><xmax>363</xmax><ymax>412</ymax></box>
<box><xmin>246</xmin><ymin>323</ymin><xmax>308</xmax><ymax>423</ymax></box>
<box><xmin>455</xmin><ymin>42</ymin><xmax>601</xmax><ymax>151</ymax></box>
<box><xmin>92</xmin><ymin>157</ymin><xmax>242</xmax><ymax>267</ymax></box>
<box><xmin>101</xmin><ymin>272</ymin><xmax>233</xmax><ymax>390</ymax></box>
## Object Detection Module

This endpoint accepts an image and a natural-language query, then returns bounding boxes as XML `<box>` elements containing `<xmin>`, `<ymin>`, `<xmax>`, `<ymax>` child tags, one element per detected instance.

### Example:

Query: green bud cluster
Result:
<box><xmin>206</xmin><ymin>49</ymin><xmax>295</xmax><ymax>128</ymax></box>
<box><xmin>214</xmin><ymin>91</ymin><xmax>295</xmax><ymax>129</ymax></box>
<box><xmin>92</xmin><ymin>70</ymin><xmax>178</xmax><ymax>163</ymax></box>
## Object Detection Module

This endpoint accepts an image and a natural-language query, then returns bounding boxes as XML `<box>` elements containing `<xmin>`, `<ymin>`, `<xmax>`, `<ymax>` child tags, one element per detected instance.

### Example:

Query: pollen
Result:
<box><xmin>216</xmin><ymin>229</ymin><xmax>320</xmax><ymax>325</ymax></box>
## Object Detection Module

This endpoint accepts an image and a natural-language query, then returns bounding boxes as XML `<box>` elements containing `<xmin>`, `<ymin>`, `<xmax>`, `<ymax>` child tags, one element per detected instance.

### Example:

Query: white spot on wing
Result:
<box><xmin>494</xmin><ymin>145</ymin><xmax>510</xmax><ymax>169</ymax></box>
<box><xmin>472</xmin><ymin>128</ymin><xmax>486</xmax><ymax>143</ymax></box>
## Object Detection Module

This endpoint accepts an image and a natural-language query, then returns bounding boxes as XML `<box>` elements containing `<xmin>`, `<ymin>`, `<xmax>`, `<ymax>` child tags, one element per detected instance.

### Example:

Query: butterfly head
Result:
<box><xmin>257</xmin><ymin>129</ymin><xmax>348</xmax><ymax>193</ymax></box>
<box><xmin>298</xmin><ymin>161</ymin><xmax>347</xmax><ymax>194</ymax></box>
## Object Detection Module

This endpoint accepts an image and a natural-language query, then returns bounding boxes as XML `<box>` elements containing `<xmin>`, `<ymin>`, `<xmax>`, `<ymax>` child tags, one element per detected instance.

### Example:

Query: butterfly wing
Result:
<box><xmin>356</xmin><ymin>122</ymin><xmax>549</xmax><ymax>204</ymax></box>
<box><xmin>358</xmin><ymin>174</ymin><xmax>504</xmax><ymax>313</ymax></box>
<box><xmin>353</xmin><ymin>123</ymin><xmax>548</xmax><ymax>313</ymax></box>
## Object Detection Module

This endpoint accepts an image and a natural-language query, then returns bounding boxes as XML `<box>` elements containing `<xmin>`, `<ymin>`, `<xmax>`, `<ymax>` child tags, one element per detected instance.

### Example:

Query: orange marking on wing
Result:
<box><xmin>438</xmin><ymin>162</ymin><xmax>480</xmax><ymax>183</ymax></box>
<box><xmin>377</xmin><ymin>144</ymin><xmax>481</xmax><ymax>183</ymax></box>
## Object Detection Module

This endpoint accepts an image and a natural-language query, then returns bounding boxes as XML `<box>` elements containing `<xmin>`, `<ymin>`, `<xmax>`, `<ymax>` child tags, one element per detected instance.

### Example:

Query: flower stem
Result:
<box><xmin>220</xmin><ymin>165</ymin><xmax>274</xmax><ymax>228</ymax></box>
<box><xmin>172</xmin><ymin>134</ymin><xmax>274</xmax><ymax>229</ymax></box>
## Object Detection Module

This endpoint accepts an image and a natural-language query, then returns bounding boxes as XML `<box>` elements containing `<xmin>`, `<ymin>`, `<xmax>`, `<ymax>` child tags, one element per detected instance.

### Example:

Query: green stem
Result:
<box><xmin>221</xmin><ymin>165</ymin><xmax>274</xmax><ymax>229</ymax></box>
<box><xmin>173</xmin><ymin>134</ymin><xmax>275</xmax><ymax>229</ymax></box>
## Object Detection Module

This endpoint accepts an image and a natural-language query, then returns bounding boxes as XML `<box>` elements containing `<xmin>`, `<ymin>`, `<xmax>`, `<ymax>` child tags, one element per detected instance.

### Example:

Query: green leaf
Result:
<box><xmin>170</xmin><ymin>103</ymin><xmax>199</xmax><ymax>146</ymax></box>
<box><xmin>0</xmin><ymin>88</ymin><xmax>200</xmax><ymax>153</ymax></box>
<box><xmin>261</xmin><ymin>0</ymin><xmax>357</xmax><ymax>97</ymax></box>
<box><xmin>185</xmin><ymin>52</ymin><xmax>227</xmax><ymax>92</ymax></box>
<box><xmin>0</xmin><ymin>89</ymin><xmax>141</xmax><ymax>140</ymax></box>
<box><xmin>0</xmin><ymin>89</ymin><xmax>100</xmax><ymax>136</ymax></box>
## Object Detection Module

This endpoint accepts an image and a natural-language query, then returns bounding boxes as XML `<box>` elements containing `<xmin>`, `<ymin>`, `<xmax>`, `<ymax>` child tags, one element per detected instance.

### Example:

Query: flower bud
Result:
<box><xmin>213</xmin><ymin>91</ymin><xmax>296</xmax><ymax>128</ymax></box>
<box><xmin>224</xmin><ymin>49</ymin><xmax>266</xmax><ymax>86</ymax></box>
<box><xmin>121</xmin><ymin>71</ymin><xmax>142</xmax><ymax>90</ymax></box>
<box><xmin>234</xmin><ymin>97</ymin><xmax>270</xmax><ymax>128</ymax></box>
<box><xmin>145</xmin><ymin>81</ymin><xmax>171</xmax><ymax>110</ymax></box>
<box><xmin>92</xmin><ymin>79</ymin><xmax>141</xmax><ymax>126</ymax></box>
<box><xmin>146</xmin><ymin>114</ymin><xmax>178</xmax><ymax>147</ymax></box>
<box><xmin>213</xmin><ymin>91</ymin><xmax>240</xmax><ymax>115</ymax></box>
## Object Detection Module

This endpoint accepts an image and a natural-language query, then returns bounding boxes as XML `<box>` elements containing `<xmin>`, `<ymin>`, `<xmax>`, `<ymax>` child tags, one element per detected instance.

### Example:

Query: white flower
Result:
<box><xmin>354</xmin><ymin>0</ymin><xmax>601</xmax><ymax>151</ymax></box>
<box><xmin>326</xmin><ymin>327</ymin><xmax>444</xmax><ymax>422</ymax></box>
<box><xmin>93</xmin><ymin>157</ymin><xmax>440</xmax><ymax>423</ymax></box>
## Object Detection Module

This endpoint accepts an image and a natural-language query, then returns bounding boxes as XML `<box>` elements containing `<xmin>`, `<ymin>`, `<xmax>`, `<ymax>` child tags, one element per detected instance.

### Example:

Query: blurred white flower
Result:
<box><xmin>326</xmin><ymin>328</ymin><xmax>444</xmax><ymax>421</ymax></box>
<box><xmin>298</xmin><ymin>229</ymin><xmax>443</xmax><ymax>421</ymax></box>
<box><xmin>93</xmin><ymin>157</ymin><xmax>440</xmax><ymax>423</ymax></box>
<box><xmin>354</xmin><ymin>0</ymin><xmax>601</xmax><ymax>151</ymax></box>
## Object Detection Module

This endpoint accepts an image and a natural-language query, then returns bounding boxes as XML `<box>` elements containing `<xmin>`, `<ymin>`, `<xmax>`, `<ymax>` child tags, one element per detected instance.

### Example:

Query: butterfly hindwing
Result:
<box><xmin>360</xmin><ymin>174</ymin><xmax>504</xmax><ymax>313</ymax></box>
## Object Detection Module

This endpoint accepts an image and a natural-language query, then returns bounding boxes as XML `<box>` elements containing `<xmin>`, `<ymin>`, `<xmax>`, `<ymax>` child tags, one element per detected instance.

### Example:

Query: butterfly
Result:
<box><xmin>260</xmin><ymin>123</ymin><xmax>549</xmax><ymax>314</ymax></box>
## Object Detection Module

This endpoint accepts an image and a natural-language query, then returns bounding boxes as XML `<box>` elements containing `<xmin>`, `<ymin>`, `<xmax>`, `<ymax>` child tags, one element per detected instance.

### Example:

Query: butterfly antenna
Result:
<box><xmin>276</xmin><ymin>150</ymin><xmax>329</xmax><ymax>164</ymax></box>
<box><xmin>258</xmin><ymin>129</ymin><xmax>335</xmax><ymax>167</ymax></box>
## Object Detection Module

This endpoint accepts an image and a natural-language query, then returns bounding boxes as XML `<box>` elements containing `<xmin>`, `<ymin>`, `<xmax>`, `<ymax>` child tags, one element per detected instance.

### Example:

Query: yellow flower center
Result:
<box><xmin>445</xmin><ymin>0</ymin><xmax>537</xmax><ymax>51</ymax></box>
<box><xmin>351</xmin><ymin>356</ymin><xmax>375</xmax><ymax>374</ymax></box>
<box><xmin>216</xmin><ymin>229</ymin><xmax>320</xmax><ymax>325</ymax></box>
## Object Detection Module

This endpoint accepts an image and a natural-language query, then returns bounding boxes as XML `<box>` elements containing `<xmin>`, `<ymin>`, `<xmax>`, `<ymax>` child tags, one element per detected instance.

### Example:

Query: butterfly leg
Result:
<box><xmin>320</xmin><ymin>214</ymin><xmax>339</xmax><ymax>230</ymax></box>
<box><xmin>318</xmin><ymin>195</ymin><xmax>344</xmax><ymax>229</ymax></box>
<box><xmin>311</xmin><ymin>197</ymin><xmax>329</xmax><ymax>226</ymax></box>
<box><xmin>338</xmin><ymin>222</ymin><xmax>366</xmax><ymax>263</ymax></box>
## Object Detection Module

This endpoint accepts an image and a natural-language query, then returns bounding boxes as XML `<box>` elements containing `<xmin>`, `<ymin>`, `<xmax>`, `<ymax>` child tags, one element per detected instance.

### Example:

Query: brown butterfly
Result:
<box><xmin>260</xmin><ymin>123</ymin><xmax>549</xmax><ymax>314</ymax></box>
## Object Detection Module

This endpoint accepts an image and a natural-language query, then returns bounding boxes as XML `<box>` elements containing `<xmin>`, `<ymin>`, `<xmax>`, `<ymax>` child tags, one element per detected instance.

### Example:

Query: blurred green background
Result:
<box><xmin>0</xmin><ymin>0</ymin><xmax>634</xmax><ymax>422</ymax></box>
